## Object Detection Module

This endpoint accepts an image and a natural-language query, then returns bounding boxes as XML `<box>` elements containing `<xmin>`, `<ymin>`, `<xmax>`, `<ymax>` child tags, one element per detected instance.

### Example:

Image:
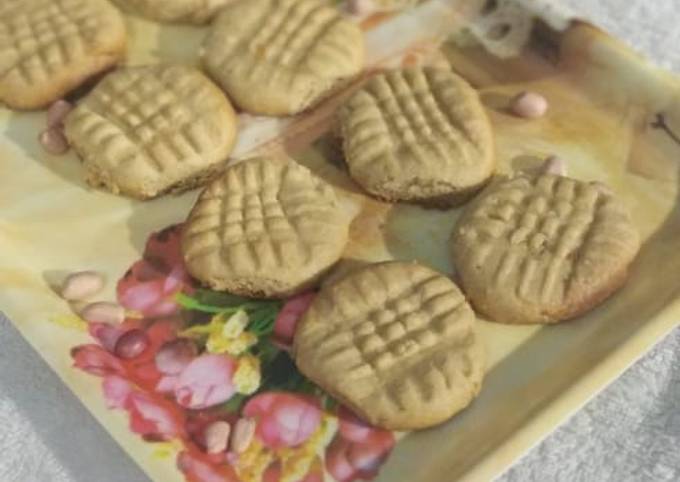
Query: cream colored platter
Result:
<box><xmin>1</xmin><ymin>1</ymin><xmax>679</xmax><ymax>481</ymax></box>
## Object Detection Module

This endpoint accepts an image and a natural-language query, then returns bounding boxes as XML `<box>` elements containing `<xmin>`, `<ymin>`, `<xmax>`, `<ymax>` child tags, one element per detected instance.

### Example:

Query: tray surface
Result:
<box><xmin>1</xmin><ymin>1</ymin><xmax>679</xmax><ymax>481</ymax></box>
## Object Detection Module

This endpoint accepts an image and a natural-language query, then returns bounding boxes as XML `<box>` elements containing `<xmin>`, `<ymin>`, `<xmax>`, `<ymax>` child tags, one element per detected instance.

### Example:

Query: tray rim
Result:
<box><xmin>466</xmin><ymin>300</ymin><xmax>680</xmax><ymax>481</ymax></box>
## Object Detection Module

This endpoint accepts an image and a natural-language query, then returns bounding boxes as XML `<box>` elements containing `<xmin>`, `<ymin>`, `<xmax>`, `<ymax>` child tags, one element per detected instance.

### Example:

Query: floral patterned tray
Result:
<box><xmin>2</xmin><ymin>1</ymin><xmax>680</xmax><ymax>482</ymax></box>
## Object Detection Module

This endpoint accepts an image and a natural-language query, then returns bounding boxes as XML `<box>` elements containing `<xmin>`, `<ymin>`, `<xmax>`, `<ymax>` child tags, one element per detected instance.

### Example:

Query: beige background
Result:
<box><xmin>0</xmin><ymin>1</ymin><xmax>679</xmax><ymax>482</ymax></box>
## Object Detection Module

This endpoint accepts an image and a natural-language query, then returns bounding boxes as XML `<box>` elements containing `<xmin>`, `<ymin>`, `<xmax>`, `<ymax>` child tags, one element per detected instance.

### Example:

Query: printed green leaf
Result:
<box><xmin>219</xmin><ymin>393</ymin><xmax>248</xmax><ymax>414</ymax></box>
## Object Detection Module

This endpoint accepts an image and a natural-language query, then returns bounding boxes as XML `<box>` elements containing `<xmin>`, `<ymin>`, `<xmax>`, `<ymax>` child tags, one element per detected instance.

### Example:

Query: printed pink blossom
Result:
<box><xmin>174</xmin><ymin>355</ymin><xmax>236</xmax><ymax>409</ymax></box>
<box><xmin>139</xmin><ymin>320</ymin><xmax>178</xmax><ymax>362</ymax></box>
<box><xmin>102</xmin><ymin>375</ymin><xmax>133</xmax><ymax>409</ymax></box>
<box><xmin>127</xmin><ymin>391</ymin><xmax>184</xmax><ymax>440</ymax></box>
<box><xmin>127</xmin><ymin>321</ymin><xmax>178</xmax><ymax>388</ymax></box>
<box><xmin>89</xmin><ymin>322</ymin><xmax>126</xmax><ymax>352</ymax></box>
<box><xmin>338</xmin><ymin>406</ymin><xmax>394</xmax><ymax>446</ymax></box>
<box><xmin>177</xmin><ymin>450</ymin><xmax>238</xmax><ymax>482</ymax></box>
<box><xmin>118</xmin><ymin>262</ymin><xmax>188</xmax><ymax>317</ymax></box>
<box><xmin>326</xmin><ymin>407</ymin><xmax>395</xmax><ymax>482</ymax></box>
<box><xmin>325</xmin><ymin>435</ymin><xmax>395</xmax><ymax>482</ymax></box>
<box><xmin>145</xmin><ymin>224</ymin><xmax>185</xmax><ymax>268</ymax></box>
<box><xmin>71</xmin><ymin>344</ymin><xmax>125</xmax><ymax>377</ymax></box>
<box><xmin>156</xmin><ymin>375</ymin><xmax>180</xmax><ymax>394</ymax></box>
<box><xmin>102</xmin><ymin>375</ymin><xmax>184</xmax><ymax>441</ymax></box>
<box><xmin>131</xmin><ymin>361</ymin><xmax>162</xmax><ymax>384</ymax></box>
<box><xmin>273</xmin><ymin>292</ymin><xmax>316</xmax><ymax>348</ymax></box>
<box><xmin>117</xmin><ymin>224</ymin><xmax>193</xmax><ymax>318</ymax></box>
<box><xmin>243</xmin><ymin>392</ymin><xmax>322</xmax><ymax>449</ymax></box>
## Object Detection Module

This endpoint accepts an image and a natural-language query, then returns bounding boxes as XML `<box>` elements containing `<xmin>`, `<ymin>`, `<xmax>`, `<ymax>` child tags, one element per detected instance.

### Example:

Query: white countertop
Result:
<box><xmin>1</xmin><ymin>1</ymin><xmax>679</xmax><ymax>481</ymax></box>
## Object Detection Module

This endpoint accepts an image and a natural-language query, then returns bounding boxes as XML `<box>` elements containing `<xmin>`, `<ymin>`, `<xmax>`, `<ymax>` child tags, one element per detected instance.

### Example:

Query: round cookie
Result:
<box><xmin>64</xmin><ymin>64</ymin><xmax>237</xmax><ymax>199</ymax></box>
<box><xmin>338</xmin><ymin>67</ymin><xmax>495</xmax><ymax>206</ymax></box>
<box><xmin>113</xmin><ymin>0</ymin><xmax>233</xmax><ymax>24</ymax></box>
<box><xmin>182</xmin><ymin>156</ymin><xmax>352</xmax><ymax>298</ymax></box>
<box><xmin>0</xmin><ymin>0</ymin><xmax>126</xmax><ymax>110</ymax></box>
<box><xmin>293</xmin><ymin>261</ymin><xmax>486</xmax><ymax>430</ymax></box>
<box><xmin>450</xmin><ymin>173</ymin><xmax>640</xmax><ymax>325</ymax></box>
<box><xmin>202</xmin><ymin>0</ymin><xmax>364</xmax><ymax>116</ymax></box>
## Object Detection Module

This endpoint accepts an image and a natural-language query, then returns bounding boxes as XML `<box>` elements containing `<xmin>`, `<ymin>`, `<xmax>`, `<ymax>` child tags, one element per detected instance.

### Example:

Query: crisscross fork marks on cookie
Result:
<box><xmin>115</xmin><ymin>0</ymin><xmax>232</xmax><ymax>24</ymax></box>
<box><xmin>2</xmin><ymin>0</ymin><xmax>88</xmax><ymax>83</ymax></box>
<box><xmin>252</xmin><ymin>0</ymin><xmax>329</xmax><ymax>66</ymax></box>
<box><xmin>339</xmin><ymin>67</ymin><xmax>494</xmax><ymax>205</ymax></box>
<box><xmin>294</xmin><ymin>261</ymin><xmax>485</xmax><ymax>430</ymax></box>
<box><xmin>465</xmin><ymin>175</ymin><xmax>608</xmax><ymax>303</ymax></box>
<box><xmin>347</xmin><ymin>69</ymin><xmax>482</xmax><ymax>173</ymax></box>
<box><xmin>0</xmin><ymin>0</ymin><xmax>125</xmax><ymax>109</ymax></box>
<box><xmin>227</xmin><ymin>0</ymin><xmax>353</xmax><ymax>85</ymax></box>
<box><xmin>184</xmin><ymin>163</ymin><xmax>296</xmax><ymax>272</ymax></box>
<box><xmin>71</xmin><ymin>66</ymin><xmax>219</xmax><ymax>175</ymax></box>
<box><xmin>452</xmin><ymin>172</ymin><xmax>640</xmax><ymax>324</ymax></box>
<box><xmin>314</xmin><ymin>271</ymin><xmax>470</xmax><ymax>381</ymax></box>
<box><xmin>64</xmin><ymin>64</ymin><xmax>237</xmax><ymax>199</ymax></box>
<box><xmin>184</xmin><ymin>160</ymin><xmax>338</xmax><ymax>267</ymax></box>
<box><xmin>182</xmin><ymin>156</ymin><xmax>351</xmax><ymax>296</ymax></box>
<box><xmin>203</xmin><ymin>0</ymin><xmax>363</xmax><ymax>115</ymax></box>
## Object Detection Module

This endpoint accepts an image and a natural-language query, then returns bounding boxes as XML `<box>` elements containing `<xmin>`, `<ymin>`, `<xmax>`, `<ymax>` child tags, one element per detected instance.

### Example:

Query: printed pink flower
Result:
<box><xmin>85</xmin><ymin>319</ymin><xmax>179</xmax><ymax>392</ymax></box>
<box><xmin>102</xmin><ymin>375</ymin><xmax>133</xmax><ymax>409</ymax></box>
<box><xmin>243</xmin><ymin>392</ymin><xmax>322</xmax><ymax>449</ymax></box>
<box><xmin>131</xmin><ymin>361</ymin><xmax>162</xmax><ymax>385</ymax></box>
<box><xmin>185</xmin><ymin>411</ymin><xmax>239</xmax><ymax>454</ymax></box>
<box><xmin>177</xmin><ymin>450</ymin><xmax>238</xmax><ymax>482</ymax></box>
<box><xmin>145</xmin><ymin>224</ymin><xmax>185</xmax><ymax>268</ymax></box>
<box><xmin>138</xmin><ymin>319</ymin><xmax>178</xmax><ymax>363</ymax></box>
<box><xmin>325</xmin><ymin>434</ymin><xmax>394</xmax><ymax>482</ymax></box>
<box><xmin>71</xmin><ymin>344</ymin><xmax>125</xmax><ymax>377</ymax></box>
<box><xmin>338</xmin><ymin>406</ymin><xmax>394</xmax><ymax>446</ymax></box>
<box><xmin>89</xmin><ymin>322</ymin><xmax>127</xmax><ymax>352</ymax></box>
<box><xmin>156</xmin><ymin>375</ymin><xmax>180</xmax><ymax>394</ymax></box>
<box><xmin>118</xmin><ymin>262</ymin><xmax>188</xmax><ymax>318</ymax></box>
<box><xmin>127</xmin><ymin>391</ymin><xmax>184</xmax><ymax>440</ymax></box>
<box><xmin>273</xmin><ymin>292</ymin><xmax>316</xmax><ymax>349</ymax></box>
<box><xmin>174</xmin><ymin>355</ymin><xmax>236</xmax><ymax>409</ymax></box>
<box><xmin>326</xmin><ymin>406</ymin><xmax>395</xmax><ymax>482</ymax></box>
<box><xmin>117</xmin><ymin>224</ymin><xmax>194</xmax><ymax>318</ymax></box>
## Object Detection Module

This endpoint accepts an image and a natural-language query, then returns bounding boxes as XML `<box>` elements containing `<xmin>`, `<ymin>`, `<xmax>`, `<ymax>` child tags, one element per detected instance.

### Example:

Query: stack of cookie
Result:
<box><xmin>176</xmin><ymin>63</ymin><xmax>639</xmax><ymax>430</ymax></box>
<box><xmin>2</xmin><ymin>0</ymin><xmax>641</xmax><ymax>432</ymax></box>
<box><xmin>1</xmin><ymin>0</ymin><xmax>365</xmax><ymax>198</ymax></box>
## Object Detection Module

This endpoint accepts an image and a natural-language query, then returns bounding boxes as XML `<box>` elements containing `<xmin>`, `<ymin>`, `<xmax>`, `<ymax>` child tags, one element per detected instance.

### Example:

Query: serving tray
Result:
<box><xmin>1</xmin><ymin>1</ymin><xmax>679</xmax><ymax>481</ymax></box>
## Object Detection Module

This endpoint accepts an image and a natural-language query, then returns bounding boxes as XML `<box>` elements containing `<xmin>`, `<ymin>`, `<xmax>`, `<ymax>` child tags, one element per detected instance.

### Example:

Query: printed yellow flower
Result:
<box><xmin>276</xmin><ymin>414</ymin><xmax>338</xmax><ymax>482</ymax></box>
<box><xmin>222</xmin><ymin>310</ymin><xmax>249</xmax><ymax>338</ymax></box>
<box><xmin>235</xmin><ymin>437</ymin><xmax>274</xmax><ymax>482</ymax></box>
<box><xmin>206</xmin><ymin>331</ymin><xmax>257</xmax><ymax>356</ymax></box>
<box><xmin>150</xmin><ymin>440</ymin><xmax>182</xmax><ymax>460</ymax></box>
<box><xmin>233</xmin><ymin>355</ymin><xmax>261</xmax><ymax>395</ymax></box>
<box><xmin>181</xmin><ymin>310</ymin><xmax>249</xmax><ymax>339</ymax></box>
<box><xmin>180</xmin><ymin>312</ymin><xmax>225</xmax><ymax>338</ymax></box>
<box><xmin>183</xmin><ymin>309</ymin><xmax>257</xmax><ymax>355</ymax></box>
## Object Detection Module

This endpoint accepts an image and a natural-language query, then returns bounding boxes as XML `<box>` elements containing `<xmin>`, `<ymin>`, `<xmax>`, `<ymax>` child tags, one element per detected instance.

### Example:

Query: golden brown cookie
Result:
<box><xmin>293</xmin><ymin>261</ymin><xmax>485</xmax><ymax>430</ymax></box>
<box><xmin>114</xmin><ymin>0</ymin><xmax>233</xmax><ymax>24</ymax></box>
<box><xmin>0</xmin><ymin>0</ymin><xmax>126</xmax><ymax>110</ymax></box>
<box><xmin>338</xmin><ymin>68</ymin><xmax>495</xmax><ymax>206</ymax></box>
<box><xmin>182</xmin><ymin>156</ymin><xmax>353</xmax><ymax>298</ymax></box>
<box><xmin>450</xmin><ymin>173</ymin><xmax>640</xmax><ymax>324</ymax></box>
<box><xmin>202</xmin><ymin>0</ymin><xmax>364</xmax><ymax>116</ymax></box>
<box><xmin>64</xmin><ymin>64</ymin><xmax>237</xmax><ymax>199</ymax></box>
